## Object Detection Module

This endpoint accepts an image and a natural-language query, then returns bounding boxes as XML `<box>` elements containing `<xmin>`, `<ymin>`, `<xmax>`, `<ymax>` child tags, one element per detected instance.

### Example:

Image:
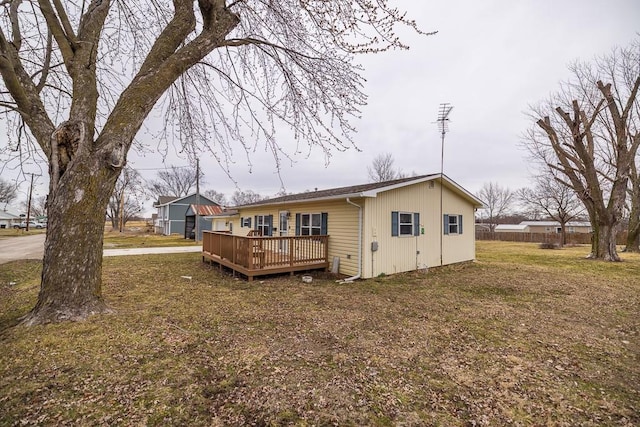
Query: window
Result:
<box><xmin>241</xmin><ymin>217</ymin><xmax>252</xmax><ymax>228</ymax></box>
<box><xmin>399</xmin><ymin>212</ymin><xmax>414</xmax><ymax>236</ymax></box>
<box><xmin>391</xmin><ymin>211</ymin><xmax>420</xmax><ymax>237</ymax></box>
<box><xmin>301</xmin><ymin>213</ymin><xmax>322</xmax><ymax>235</ymax></box>
<box><xmin>448</xmin><ymin>215</ymin><xmax>459</xmax><ymax>234</ymax></box>
<box><xmin>443</xmin><ymin>214</ymin><xmax>463</xmax><ymax>235</ymax></box>
<box><xmin>255</xmin><ymin>215</ymin><xmax>271</xmax><ymax>236</ymax></box>
<box><xmin>295</xmin><ymin>213</ymin><xmax>328</xmax><ymax>236</ymax></box>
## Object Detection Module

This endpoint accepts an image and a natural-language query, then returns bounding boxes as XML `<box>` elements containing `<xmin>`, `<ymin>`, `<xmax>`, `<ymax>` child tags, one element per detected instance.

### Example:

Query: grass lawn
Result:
<box><xmin>1</xmin><ymin>221</ymin><xmax>198</xmax><ymax>248</ymax></box>
<box><xmin>0</xmin><ymin>242</ymin><xmax>638</xmax><ymax>426</ymax></box>
<box><xmin>0</xmin><ymin>228</ymin><xmax>46</xmax><ymax>238</ymax></box>
<box><xmin>103</xmin><ymin>221</ymin><xmax>198</xmax><ymax>248</ymax></box>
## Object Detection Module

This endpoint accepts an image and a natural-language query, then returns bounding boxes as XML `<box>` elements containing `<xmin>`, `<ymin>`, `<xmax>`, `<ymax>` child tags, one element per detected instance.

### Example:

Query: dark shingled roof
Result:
<box><xmin>237</xmin><ymin>174</ymin><xmax>439</xmax><ymax>208</ymax></box>
<box><xmin>155</xmin><ymin>196</ymin><xmax>179</xmax><ymax>206</ymax></box>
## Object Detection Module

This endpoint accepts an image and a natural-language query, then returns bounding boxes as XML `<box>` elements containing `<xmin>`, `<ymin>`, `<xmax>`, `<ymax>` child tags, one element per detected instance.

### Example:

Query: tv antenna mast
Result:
<box><xmin>437</xmin><ymin>103</ymin><xmax>453</xmax><ymax>178</ymax></box>
<box><xmin>436</xmin><ymin>103</ymin><xmax>453</xmax><ymax>266</ymax></box>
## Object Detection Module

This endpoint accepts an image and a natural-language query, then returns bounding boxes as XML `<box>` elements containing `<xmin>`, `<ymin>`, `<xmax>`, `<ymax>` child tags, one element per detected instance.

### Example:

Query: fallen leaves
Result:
<box><xmin>0</xmin><ymin>243</ymin><xmax>639</xmax><ymax>425</ymax></box>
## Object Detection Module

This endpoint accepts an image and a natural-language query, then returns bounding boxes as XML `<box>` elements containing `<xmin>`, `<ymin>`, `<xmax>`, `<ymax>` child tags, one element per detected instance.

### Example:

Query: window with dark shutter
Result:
<box><xmin>392</xmin><ymin>211</ymin><xmax>418</xmax><ymax>237</ymax></box>
<box><xmin>443</xmin><ymin>214</ymin><xmax>462</xmax><ymax>235</ymax></box>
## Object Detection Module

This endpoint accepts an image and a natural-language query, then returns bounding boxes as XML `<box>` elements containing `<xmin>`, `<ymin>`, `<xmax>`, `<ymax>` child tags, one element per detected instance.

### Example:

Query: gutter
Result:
<box><xmin>340</xmin><ymin>198</ymin><xmax>362</xmax><ymax>282</ymax></box>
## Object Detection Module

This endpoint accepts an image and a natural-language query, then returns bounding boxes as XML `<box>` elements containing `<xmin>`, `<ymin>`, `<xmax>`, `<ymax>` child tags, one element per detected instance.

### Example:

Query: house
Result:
<box><xmin>494</xmin><ymin>221</ymin><xmax>592</xmax><ymax>234</ymax></box>
<box><xmin>0</xmin><ymin>210</ymin><xmax>21</xmax><ymax>229</ymax></box>
<box><xmin>185</xmin><ymin>204</ymin><xmax>224</xmax><ymax>240</ymax></box>
<box><xmin>202</xmin><ymin>174</ymin><xmax>484</xmax><ymax>280</ymax></box>
<box><xmin>153</xmin><ymin>194</ymin><xmax>219</xmax><ymax>236</ymax></box>
<box><xmin>520</xmin><ymin>221</ymin><xmax>592</xmax><ymax>234</ymax></box>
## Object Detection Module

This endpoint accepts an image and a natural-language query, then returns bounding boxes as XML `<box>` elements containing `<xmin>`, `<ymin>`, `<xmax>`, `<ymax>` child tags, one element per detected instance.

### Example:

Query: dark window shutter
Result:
<box><xmin>254</xmin><ymin>216</ymin><xmax>258</xmax><ymax>231</ymax></box>
<box><xmin>247</xmin><ymin>217</ymin><xmax>252</xmax><ymax>229</ymax></box>
<box><xmin>391</xmin><ymin>211</ymin><xmax>399</xmax><ymax>236</ymax></box>
<box><xmin>267</xmin><ymin>215</ymin><xmax>273</xmax><ymax>236</ymax></box>
<box><xmin>295</xmin><ymin>213</ymin><xmax>301</xmax><ymax>236</ymax></box>
<box><xmin>240</xmin><ymin>217</ymin><xmax>244</xmax><ymax>227</ymax></box>
<box><xmin>443</xmin><ymin>214</ymin><xmax>449</xmax><ymax>235</ymax></box>
<box><xmin>321</xmin><ymin>213</ymin><xmax>328</xmax><ymax>234</ymax></box>
<box><xmin>414</xmin><ymin>212</ymin><xmax>420</xmax><ymax>236</ymax></box>
<box><xmin>458</xmin><ymin>215</ymin><xmax>463</xmax><ymax>234</ymax></box>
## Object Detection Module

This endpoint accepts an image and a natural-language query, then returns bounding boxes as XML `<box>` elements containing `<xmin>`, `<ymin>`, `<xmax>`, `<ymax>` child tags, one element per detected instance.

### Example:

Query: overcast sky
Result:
<box><xmin>3</xmin><ymin>0</ymin><xmax>639</xmax><ymax>215</ymax></box>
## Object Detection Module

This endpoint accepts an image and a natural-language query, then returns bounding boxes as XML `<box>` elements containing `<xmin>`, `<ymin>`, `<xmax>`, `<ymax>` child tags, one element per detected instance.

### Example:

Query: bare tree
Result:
<box><xmin>518</xmin><ymin>173</ymin><xmax>584</xmax><ymax>246</ymax></box>
<box><xmin>477</xmin><ymin>182</ymin><xmax>515</xmax><ymax>232</ymax></box>
<box><xmin>625</xmin><ymin>162</ymin><xmax>640</xmax><ymax>252</ymax></box>
<box><xmin>107</xmin><ymin>167</ymin><xmax>147</xmax><ymax>231</ymax></box>
<box><xmin>0</xmin><ymin>178</ymin><xmax>17</xmax><ymax>208</ymax></box>
<box><xmin>525</xmin><ymin>40</ymin><xmax>640</xmax><ymax>261</ymax></box>
<box><xmin>148</xmin><ymin>165</ymin><xmax>201</xmax><ymax>198</ymax></box>
<box><xmin>0</xmin><ymin>2</ymin><xmax>429</xmax><ymax>324</ymax></box>
<box><xmin>203</xmin><ymin>189</ymin><xmax>227</xmax><ymax>206</ymax></box>
<box><xmin>368</xmin><ymin>153</ymin><xmax>400</xmax><ymax>182</ymax></box>
<box><xmin>231</xmin><ymin>190</ymin><xmax>263</xmax><ymax>206</ymax></box>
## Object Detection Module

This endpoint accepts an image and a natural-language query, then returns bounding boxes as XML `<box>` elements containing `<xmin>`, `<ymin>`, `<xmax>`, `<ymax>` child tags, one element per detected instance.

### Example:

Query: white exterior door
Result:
<box><xmin>279</xmin><ymin>211</ymin><xmax>289</xmax><ymax>252</ymax></box>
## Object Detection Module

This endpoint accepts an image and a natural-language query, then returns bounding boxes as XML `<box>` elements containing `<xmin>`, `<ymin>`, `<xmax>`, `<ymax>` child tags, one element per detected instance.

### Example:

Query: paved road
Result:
<box><xmin>0</xmin><ymin>233</ymin><xmax>46</xmax><ymax>264</ymax></box>
<box><xmin>0</xmin><ymin>234</ymin><xmax>201</xmax><ymax>265</ymax></box>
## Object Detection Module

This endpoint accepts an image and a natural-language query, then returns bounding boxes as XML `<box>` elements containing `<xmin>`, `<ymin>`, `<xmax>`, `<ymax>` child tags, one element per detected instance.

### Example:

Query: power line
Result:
<box><xmin>130</xmin><ymin>164</ymin><xmax>194</xmax><ymax>171</ymax></box>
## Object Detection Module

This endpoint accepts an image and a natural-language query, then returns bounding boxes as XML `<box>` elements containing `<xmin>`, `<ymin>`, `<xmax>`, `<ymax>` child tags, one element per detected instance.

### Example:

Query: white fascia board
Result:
<box><xmin>236</xmin><ymin>192</ymin><xmax>375</xmax><ymax>209</ymax></box>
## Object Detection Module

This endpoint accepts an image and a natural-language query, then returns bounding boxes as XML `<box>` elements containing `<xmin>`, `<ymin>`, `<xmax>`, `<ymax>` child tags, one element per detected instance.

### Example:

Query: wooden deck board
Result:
<box><xmin>202</xmin><ymin>251</ymin><xmax>329</xmax><ymax>281</ymax></box>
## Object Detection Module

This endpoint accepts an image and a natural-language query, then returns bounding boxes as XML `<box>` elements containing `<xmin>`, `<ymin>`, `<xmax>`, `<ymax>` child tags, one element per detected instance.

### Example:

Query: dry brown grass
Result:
<box><xmin>103</xmin><ymin>221</ymin><xmax>198</xmax><ymax>248</ymax></box>
<box><xmin>0</xmin><ymin>242</ymin><xmax>638</xmax><ymax>426</ymax></box>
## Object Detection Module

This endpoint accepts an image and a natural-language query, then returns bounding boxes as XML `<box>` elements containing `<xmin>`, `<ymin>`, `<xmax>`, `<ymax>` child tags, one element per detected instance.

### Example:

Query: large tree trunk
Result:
<box><xmin>589</xmin><ymin>222</ymin><xmax>621</xmax><ymax>261</ymax></box>
<box><xmin>624</xmin><ymin>169</ymin><xmax>640</xmax><ymax>252</ymax></box>
<box><xmin>21</xmin><ymin>150</ymin><xmax>118</xmax><ymax>326</ymax></box>
<box><xmin>626</xmin><ymin>221</ymin><xmax>640</xmax><ymax>252</ymax></box>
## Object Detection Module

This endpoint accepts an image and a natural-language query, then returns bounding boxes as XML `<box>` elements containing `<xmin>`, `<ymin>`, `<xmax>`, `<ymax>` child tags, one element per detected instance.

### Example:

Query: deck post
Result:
<box><xmin>289</xmin><ymin>237</ymin><xmax>294</xmax><ymax>267</ymax></box>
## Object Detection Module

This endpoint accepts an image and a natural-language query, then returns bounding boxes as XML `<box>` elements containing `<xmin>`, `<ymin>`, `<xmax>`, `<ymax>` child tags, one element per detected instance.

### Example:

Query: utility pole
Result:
<box><xmin>25</xmin><ymin>173</ymin><xmax>35</xmax><ymax>231</ymax></box>
<box><xmin>119</xmin><ymin>168</ymin><xmax>128</xmax><ymax>233</ymax></box>
<box><xmin>195</xmin><ymin>158</ymin><xmax>200</xmax><ymax>242</ymax></box>
<box><xmin>119</xmin><ymin>186</ymin><xmax>125</xmax><ymax>233</ymax></box>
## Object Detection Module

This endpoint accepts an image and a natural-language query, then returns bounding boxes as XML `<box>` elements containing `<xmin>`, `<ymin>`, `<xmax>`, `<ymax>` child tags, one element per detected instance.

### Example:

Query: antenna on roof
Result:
<box><xmin>437</xmin><ymin>103</ymin><xmax>453</xmax><ymax>178</ymax></box>
<box><xmin>436</xmin><ymin>103</ymin><xmax>453</xmax><ymax>266</ymax></box>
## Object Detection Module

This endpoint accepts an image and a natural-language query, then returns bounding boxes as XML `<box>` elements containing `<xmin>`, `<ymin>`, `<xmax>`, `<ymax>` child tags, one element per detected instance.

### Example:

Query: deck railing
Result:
<box><xmin>202</xmin><ymin>231</ymin><xmax>329</xmax><ymax>272</ymax></box>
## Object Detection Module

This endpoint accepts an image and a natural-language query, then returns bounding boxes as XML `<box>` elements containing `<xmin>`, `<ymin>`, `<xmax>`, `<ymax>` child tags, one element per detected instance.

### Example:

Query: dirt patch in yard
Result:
<box><xmin>0</xmin><ymin>242</ymin><xmax>638</xmax><ymax>425</ymax></box>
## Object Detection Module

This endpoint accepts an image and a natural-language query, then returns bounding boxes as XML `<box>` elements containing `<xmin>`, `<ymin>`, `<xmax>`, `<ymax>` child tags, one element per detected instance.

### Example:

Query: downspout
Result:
<box><xmin>342</xmin><ymin>197</ymin><xmax>362</xmax><ymax>282</ymax></box>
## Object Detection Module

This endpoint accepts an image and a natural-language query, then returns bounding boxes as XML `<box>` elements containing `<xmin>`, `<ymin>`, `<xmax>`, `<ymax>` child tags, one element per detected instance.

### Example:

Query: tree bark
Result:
<box><xmin>21</xmin><ymin>140</ymin><xmax>118</xmax><ymax>325</ymax></box>
<box><xmin>559</xmin><ymin>221</ymin><xmax>567</xmax><ymax>247</ymax></box>
<box><xmin>627</xmin><ymin>226</ymin><xmax>640</xmax><ymax>252</ymax></box>
<box><xmin>589</xmin><ymin>222</ymin><xmax>621</xmax><ymax>262</ymax></box>
<box><xmin>624</xmin><ymin>166</ymin><xmax>640</xmax><ymax>252</ymax></box>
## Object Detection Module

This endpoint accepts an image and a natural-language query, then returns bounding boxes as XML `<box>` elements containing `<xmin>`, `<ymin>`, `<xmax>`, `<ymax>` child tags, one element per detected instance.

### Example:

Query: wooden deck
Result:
<box><xmin>202</xmin><ymin>231</ymin><xmax>329</xmax><ymax>281</ymax></box>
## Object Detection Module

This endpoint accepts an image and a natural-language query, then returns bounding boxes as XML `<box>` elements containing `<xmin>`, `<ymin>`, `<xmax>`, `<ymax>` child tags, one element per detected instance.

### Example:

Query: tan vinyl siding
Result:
<box><xmin>441</xmin><ymin>186</ymin><xmax>476</xmax><ymax>265</ymax></box>
<box><xmin>234</xmin><ymin>200</ymin><xmax>361</xmax><ymax>277</ymax></box>
<box><xmin>362</xmin><ymin>180</ymin><xmax>476</xmax><ymax>278</ymax></box>
<box><xmin>363</xmin><ymin>182</ymin><xmax>436</xmax><ymax>278</ymax></box>
<box><xmin>224</xmin><ymin>176</ymin><xmax>478</xmax><ymax>279</ymax></box>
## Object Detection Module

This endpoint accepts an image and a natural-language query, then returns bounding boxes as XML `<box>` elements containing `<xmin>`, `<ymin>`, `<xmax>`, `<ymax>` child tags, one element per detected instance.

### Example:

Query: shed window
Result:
<box><xmin>392</xmin><ymin>211</ymin><xmax>420</xmax><ymax>237</ymax></box>
<box><xmin>443</xmin><ymin>214</ymin><xmax>463</xmax><ymax>235</ymax></box>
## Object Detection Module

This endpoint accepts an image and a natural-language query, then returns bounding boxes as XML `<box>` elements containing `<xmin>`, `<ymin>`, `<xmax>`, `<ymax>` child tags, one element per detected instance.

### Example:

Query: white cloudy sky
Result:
<box><xmin>3</xmin><ymin>0</ymin><xmax>639</xmax><ymax>214</ymax></box>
